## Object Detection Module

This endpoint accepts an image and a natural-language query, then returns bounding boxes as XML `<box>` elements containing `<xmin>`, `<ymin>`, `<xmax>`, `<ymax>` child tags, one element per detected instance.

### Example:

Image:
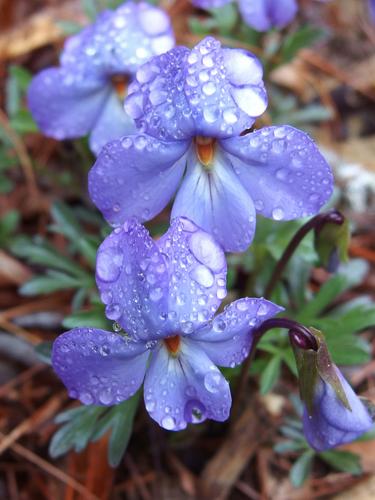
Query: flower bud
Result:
<box><xmin>293</xmin><ymin>328</ymin><xmax>373</xmax><ymax>451</ymax></box>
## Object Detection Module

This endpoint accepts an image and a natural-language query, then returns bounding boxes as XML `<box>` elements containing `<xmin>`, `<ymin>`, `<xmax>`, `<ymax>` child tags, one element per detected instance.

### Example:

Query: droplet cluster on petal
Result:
<box><xmin>221</xmin><ymin>125</ymin><xmax>334</xmax><ymax>221</ymax></box>
<box><xmin>125</xmin><ymin>36</ymin><xmax>267</xmax><ymax>141</ymax></box>
<box><xmin>96</xmin><ymin>219</ymin><xmax>170</xmax><ymax>341</ymax></box>
<box><xmin>52</xmin><ymin>327</ymin><xmax>149</xmax><ymax>406</ymax></box>
<box><xmin>157</xmin><ymin>217</ymin><xmax>227</xmax><ymax>332</ymax></box>
<box><xmin>61</xmin><ymin>1</ymin><xmax>174</xmax><ymax>78</ymax></box>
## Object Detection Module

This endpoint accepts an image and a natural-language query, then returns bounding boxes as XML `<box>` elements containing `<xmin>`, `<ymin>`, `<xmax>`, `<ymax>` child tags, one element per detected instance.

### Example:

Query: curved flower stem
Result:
<box><xmin>264</xmin><ymin>209</ymin><xmax>345</xmax><ymax>299</ymax></box>
<box><xmin>231</xmin><ymin>318</ymin><xmax>317</xmax><ymax>419</ymax></box>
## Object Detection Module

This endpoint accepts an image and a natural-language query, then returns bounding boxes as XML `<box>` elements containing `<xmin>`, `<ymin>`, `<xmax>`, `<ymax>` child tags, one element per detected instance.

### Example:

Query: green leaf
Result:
<box><xmin>260</xmin><ymin>355</ymin><xmax>281</xmax><ymax>394</ymax></box>
<box><xmin>319</xmin><ymin>450</ymin><xmax>362</xmax><ymax>475</ymax></box>
<box><xmin>20</xmin><ymin>271</ymin><xmax>85</xmax><ymax>296</ymax></box>
<box><xmin>289</xmin><ymin>450</ymin><xmax>315</xmax><ymax>488</ymax></box>
<box><xmin>49</xmin><ymin>406</ymin><xmax>106</xmax><ymax>458</ymax></box>
<box><xmin>63</xmin><ymin>306</ymin><xmax>111</xmax><ymax>330</ymax></box>
<box><xmin>35</xmin><ymin>341</ymin><xmax>53</xmax><ymax>365</ymax></box>
<box><xmin>108</xmin><ymin>393</ymin><xmax>140</xmax><ymax>467</ymax></box>
<box><xmin>56</xmin><ymin>20</ymin><xmax>82</xmax><ymax>35</ymax></box>
<box><xmin>297</xmin><ymin>260</ymin><xmax>368</xmax><ymax>321</ymax></box>
<box><xmin>209</xmin><ymin>3</ymin><xmax>238</xmax><ymax>35</ymax></box>
<box><xmin>274</xmin><ymin>440</ymin><xmax>308</xmax><ymax>453</ymax></box>
<box><xmin>50</xmin><ymin>202</ymin><xmax>97</xmax><ymax>267</ymax></box>
<box><xmin>11</xmin><ymin>237</ymin><xmax>86</xmax><ymax>277</ymax></box>
<box><xmin>10</xmin><ymin>110</ymin><xmax>37</xmax><ymax>134</ymax></box>
<box><xmin>282</xmin><ymin>26</ymin><xmax>326</xmax><ymax>63</ymax></box>
<box><xmin>81</xmin><ymin>0</ymin><xmax>99</xmax><ymax>20</ymax></box>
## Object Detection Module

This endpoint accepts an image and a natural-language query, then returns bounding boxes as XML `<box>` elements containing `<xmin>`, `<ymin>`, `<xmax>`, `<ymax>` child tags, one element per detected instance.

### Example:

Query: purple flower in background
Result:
<box><xmin>89</xmin><ymin>37</ymin><xmax>333</xmax><ymax>252</ymax></box>
<box><xmin>52</xmin><ymin>217</ymin><xmax>282</xmax><ymax>430</ymax></box>
<box><xmin>369</xmin><ymin>0</ymin><xmax>375</xmax><ymax>23</ymax></box>
<box><xmin>28</xmin><ymin>1</ymin><xmax>174</xmax><ymax>155</ymax></box>
<box><xmin>192</xmin><ymin>0</ymin><xmax>298</xmax><ymax>31</ymax></box>
<box><xmin>303</xmin><ymin>366</ymin><xmax>373</xmax><ymax>451</ymax></box>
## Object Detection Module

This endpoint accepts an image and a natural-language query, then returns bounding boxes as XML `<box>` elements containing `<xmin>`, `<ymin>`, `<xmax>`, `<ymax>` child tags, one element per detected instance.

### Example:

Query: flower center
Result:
<box><xmin>111</xmin><ymin>75</ymin><xmax>129</xmax><ymax>100</ymax></box>
<box><xmin>164</xmin><ymin>335</ymin><xmax>181</xmax><ymax>355</ymax></box>
<box><xmin>195</xmin><ymin>136</ymin><xmax>216</xmax><ymax>167</ymax></box>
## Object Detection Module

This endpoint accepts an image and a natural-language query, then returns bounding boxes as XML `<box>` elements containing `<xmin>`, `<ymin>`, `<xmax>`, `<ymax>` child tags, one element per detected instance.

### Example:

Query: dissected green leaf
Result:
<box><xmin>282</xmin><ymin>26</ymin><xmax>326</xmax><ymax>63</ymax></box>
<box><xmin>289</xmin><ymin>449</ymin><xmax>315</xmax><ymax>488</ymax></box>
<box><xmin>107</xmin><ymin>393</ymin><xmax>140</xmax><ymax>467</ymax></box>
<box><xmin>260</xmin><ymin>355</ymin><xmax>281</xmax><ymax>394</ymax></box>
<box><xmin>319</xmin><ymin>450</ymin><xmax>362</xmax><ymax>475</ymax></box>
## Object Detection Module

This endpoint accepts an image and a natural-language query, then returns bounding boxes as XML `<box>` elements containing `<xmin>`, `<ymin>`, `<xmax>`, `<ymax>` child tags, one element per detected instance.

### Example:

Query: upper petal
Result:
<box><xmin>192</xmin><ymin>0</ymin><xmax>231</xmax><ymax>8</ymax></box>
<box><xmin>143</xmin><ymin>340</ymin><xmax>231</xmax><ymax>430</ymax></box>
<box><xmin>52</xmin><ymin>327</ymin><xmax>149</xmax><ymax>406</ymax></box>
<box><xmin>238</xmin><ymin>0</ymin><xmax>298</xmax><ymax>31</ymax></box>
<box><xmin>221</xmin><ymin>126</ymin><xmax>334</xmax><ymax>222</ymax></box>
<box><xmin>125</xmin><ymin>36</ymin><xmax>267</xmax><ymax>141</ymax></box>
<box><xmin>89</xmin><ymin>90</ymin><xmax>137</xmax><ymax>156</ymax></box>
<box><xmin>28</xmin><ymin>67</ymin><xmax>110</xmax><ymax>140</ymax></box>
<box><xmin>190</xmin><ymin>298</ymin><xmax>284</xmax><ymax>367</ymax></box>
<box><xmin>156</xmin><ymin>217</ymin><xmax>227</xmax><ymax>332</ymax></box>
<box><xmin>88</xmin><ymin>133</ymin><xmax>189</xmax><ymax>225</ymax></box>
<box><xmin>171</xmin><ymin>148</ymin><xmax>256</xmax><ymax>252</ymax></box>
<box><xmin>95</xmin><ymin>219</ymin><xmax>170</xmax><ymax>341</ymax></box>
<box><xmin>61</xmin><ymin>2</ymin><xmax>174</xmax><ymax>77</ymax></box>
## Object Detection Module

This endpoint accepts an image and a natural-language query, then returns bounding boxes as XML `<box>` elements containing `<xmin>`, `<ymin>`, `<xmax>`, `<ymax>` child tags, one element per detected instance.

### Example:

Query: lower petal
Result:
<box><xmin>221</xmin><ymin>126</ymin><xmax>334</xmax><ymax>222</ymax></box>
<box><xmin>89</xmin><ymin>90</ymin><xmax>137</xmax><ymax>156</ymax></box>
<box><xmin>172</xmin><ymin>148</ymin><xmax>256</xmax><ymax>252</ymax></box>
<box><xmin>52</xmin><ymin>328</ymin><xmax>149</xmax><ymax>406</ymax></box>
<box><xmin>143</xmin><ymin>340</ymin><xmax>231</xmax><ymax>430</ymax></box>
<box><xmin>191</xmin><ymin>298</ymin><xmax>283</xmax><ymax>367</ymax></box>
<box><xmin>89</xmin><ymin>134</ymin><xmax>189</xmax><ymax>225</ymax></box>
<box><xmin>28</xmin><ymin>67</ymin><xmax>109</xmax><ymax>140</ymax></box>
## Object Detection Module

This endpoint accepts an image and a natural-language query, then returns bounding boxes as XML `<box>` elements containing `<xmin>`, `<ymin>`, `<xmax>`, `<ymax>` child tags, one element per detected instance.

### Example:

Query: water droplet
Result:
<box><xmin>204</xmin><ymin>370</ymin><xmax>223</xmax><ymax>393</ymax></box>
<box><xmin>99</xmin><ymin>389</ymin><xmax>113</xmax><ymax>405</ymax></box>
<box><xmin>184</xmin><ymin>400</ymin><xmax>206</xmax><ymax>423</ymax></box>
<box><xmin>272</xmin><ymin>207</ymin><xmax>284</xmax><ymax>220</ymax></box>
<box><xmin>149</xmin><ymin>287</ymin><xmax>163</xmax><ymax>302</ymax></box>
<box><xmin>190</xmin><ymin>265</ymin><xmax>214</xmax><ymax>288</ymax></box>
<box><xmin>161</xmin><ymin>415</ymin><xmax>176</xmax><ymax>430</ymax></box>
<box><xmin>96</xmin><ymin>247</ymin><xmax>123</xmax><ymax>283</ymax></box>
<box><xmin>189</xmin><ymin>231</ymin><xmax>225</xmax><ymax>272</ymax></box>
<box><xmin>80</xmin><ymin>392</ymin><xmax>94</xmax><ymax>404</ymax></box>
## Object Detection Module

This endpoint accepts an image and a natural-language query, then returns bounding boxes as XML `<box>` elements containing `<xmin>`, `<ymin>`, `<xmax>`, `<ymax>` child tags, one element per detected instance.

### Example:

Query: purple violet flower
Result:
<box><xmin>192</xmin><ymin>0</ymin><xmax>298</xmax><ymax>31</ymax></box>
<box><xmin>89</xmin><ymin>36</ymin><xmax>333</xmax><ymax>252</ymax></box>
<box><xmin>303</xmin><ymin>366</ymin><xmax>373</xmax><ymax>451</ymax></box>
<box><xmin>28</xmin><ymin>1</ymin><xmax>174</xmax><ymax>155</ymax></box>
<box><xmin>52</xmin><ymin>217</ymin><xmax>283</xmax><ymax>430</ymax></box>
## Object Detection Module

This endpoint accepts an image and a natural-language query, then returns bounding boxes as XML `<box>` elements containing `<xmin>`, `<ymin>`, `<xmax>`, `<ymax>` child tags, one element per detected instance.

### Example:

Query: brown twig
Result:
<box><xmin>0</xmin><ymin>393</ymin><xmax>64</xmax><ymax>455</ymax></box>
<box><xmin>0</xmin><ymin>432</ymin><xmax>100</xmax><ymax>500</ymax></box>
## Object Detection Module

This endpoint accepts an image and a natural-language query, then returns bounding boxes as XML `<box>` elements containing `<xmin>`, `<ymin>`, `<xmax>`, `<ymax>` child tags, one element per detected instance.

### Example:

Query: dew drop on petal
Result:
<box><xmin>184</xmin><ymin>400</ymin><xmax>206</xmax><ymax>423</ymax></box>
<box><xmin>272</xmin><ymin>207</ymin><xmax>284</xmax><ymax>221</ymax></box>
<box><xmin>204</xmin><ymin>370</ymin><xmax>223</xmax><ymax>393</ymax></box>
<box><xmin>96</xmin><ymin>247</ymin><xmax>123</xmax><ymax>283</ymax></box>
<box><xmin>190</xmin><ymin>265</ymin><xmax>214</xmax><ymax>288</ymax></box>
<box><xmin>161</xmin><ymin>415</ymin><xmax>176</xmax><ymax>430</ymax></box>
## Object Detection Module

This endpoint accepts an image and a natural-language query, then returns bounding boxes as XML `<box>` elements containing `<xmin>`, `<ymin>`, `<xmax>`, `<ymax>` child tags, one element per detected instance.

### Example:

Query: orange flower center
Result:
<box><xmin>164</xmin><ymin>335</ymin><xmax>181</xmax><ymax>355</ymax></box>
<box><xmin>111</xmin><ymin>75</ymin><xmax>128</xmax><ymax>100</ymax></box>
<box><xmin>195</xmin><ymin>136</ymin><xmax>216</xmax><ymax>167</ymax></box>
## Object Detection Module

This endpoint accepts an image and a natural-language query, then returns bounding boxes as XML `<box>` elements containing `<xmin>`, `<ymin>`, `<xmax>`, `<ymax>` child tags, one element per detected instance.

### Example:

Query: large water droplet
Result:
<box><xmin>190</xmin><ymin>265</ymin><xmax>214</xmax><ymax>288</ymax></box>
<box><xmin>161</xmin><ymin>415</ymin><xmax>176</xmax><ymax>430</ymax></box>
<box><xmin>184</xmin><ymin>400</ymin><xmax>206</xmax><ymax>423</ymax></box>
<box><xmin>272</xmin><ymin>207</ymin><xmax>284</xmax><ymax>221</ymax></box>
<box><xmin>204</xmin><ymin>370</ymin><xmax>223</xmax><ymax>393</ymax></box>
<box><xmin>189</xmin><ymin>231</ymin><xmax>225</xmax><ymax>273</ymax></box>
<box><xmin>96</xmin><ymin>247</ymin><xmax>123</xmax><ymax>283</ymax></box>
